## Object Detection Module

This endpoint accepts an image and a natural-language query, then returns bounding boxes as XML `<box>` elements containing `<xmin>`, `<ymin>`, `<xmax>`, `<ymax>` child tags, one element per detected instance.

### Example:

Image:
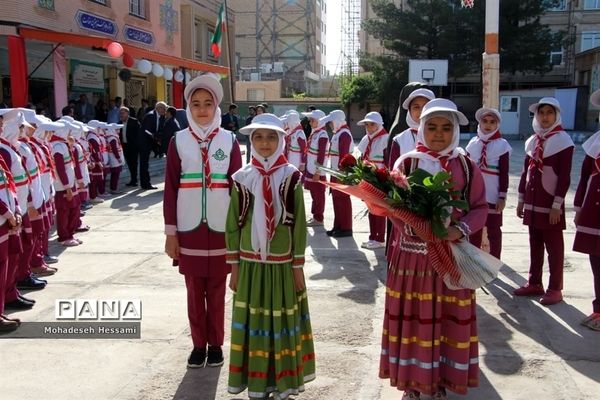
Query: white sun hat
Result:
<box><xmin>420</xmin><ymin>98</ymin><xmax>469</xmax><ymax>125</ymax></box>
<box><xmin>301</xmin><ymin>109</ymin><xmax>326</xmax><ymax>121</ymax></box>
<box><xmin>402</xmin><ymin>88</ymin><xmax>436</xmax><ymax>110</ymax></box>
<box><xmin>183</xmin><ymin>73</ymin><xmax>223</xmax><ymax>104</ymax></box>
<box><xmin>528</xmin><ymin>97</ymin><xmax>561</xmax><ymax>114</ymax></box>
<box><xmin>357</xmin><ymin>111</ymin><xmax>383</xmax><ymax>126</ymax></box>
<box><xmin>475</xmin><ymin>107</ymin><xmax>502</xmax><ymax>123</ymax></box>
<box><xmin>239</xmin><ymin>113</ymin><xmax>287</xmax><ymax>136</ymax></box>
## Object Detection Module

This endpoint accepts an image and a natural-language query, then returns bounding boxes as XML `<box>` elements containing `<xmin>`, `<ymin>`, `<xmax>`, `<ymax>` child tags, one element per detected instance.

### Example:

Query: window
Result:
<box><xmin>581</xmin><ymin>32</ymin><xmax>600</xmax><ymax>52</ymax></box>
<box><xmin>38</xmin><ymin>0</ymin><xmax>55</xmax><ymax>9</ymax></box>
<box><xmin>91</xmin><ymin>0</ymin><xmax>107</xmax><ymax>4</ymax></box>
<box><xmin>547</xmin><ymin>0</ymin><xmax>566</xmax><ymax>10</ymax></box>
<box><xmin>129</xmin><ymin>0</ymin><xmax>145</xmax><ymax>19</ymax></box>
<box><xmin>247</xmin><ymin>89</ymin><xmax>265</xmax><ymax>102</ymax></box>
<box><xmin>550</xmin><ymin>49</ymin><xmax>563</xmax><ymax>66</ymax></box>
<box><xmin>584</xmin><ymin>0</ymin><xmax>600</xmax><ymax>9</ymax></box>
<box><xmin>194</xmin><ymin>19</ymin><xmax>204</xmax><ymax>60</ymax></box>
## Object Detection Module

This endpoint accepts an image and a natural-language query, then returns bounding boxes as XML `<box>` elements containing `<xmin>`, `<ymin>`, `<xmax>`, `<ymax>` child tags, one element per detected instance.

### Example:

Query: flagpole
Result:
<box><xmin>223</xmin><ymin>0</ymin><xmax>235</xmax><ymax>103</ymax></box>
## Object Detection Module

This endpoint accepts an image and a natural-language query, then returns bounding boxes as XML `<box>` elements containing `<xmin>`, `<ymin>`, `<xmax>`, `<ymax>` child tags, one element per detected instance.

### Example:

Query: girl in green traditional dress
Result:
<box><xmin>226</xmin><ymin>113</ymin><xmax>315</xmax><ymax>400</ymax></box>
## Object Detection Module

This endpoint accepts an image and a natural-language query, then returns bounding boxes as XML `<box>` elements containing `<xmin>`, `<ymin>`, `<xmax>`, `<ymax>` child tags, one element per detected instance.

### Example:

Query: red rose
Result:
<box><xmin>375</xmin><ymin>167</ymin><xmax>389</xmax><ymax>183</ymax></box>
<box><xmin>339</xmin><ymin>154</ymin><xmax>357</xmax><ymax>169</ymax></box>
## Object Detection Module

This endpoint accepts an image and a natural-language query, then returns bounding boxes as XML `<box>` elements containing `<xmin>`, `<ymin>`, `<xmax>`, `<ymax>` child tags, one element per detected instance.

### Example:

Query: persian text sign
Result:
<box><xmin>76</xmin><ymin>10</ymin><xmax>117</xmax><ymax>37</ymax></box>
<box><xmin>71</xmin><ymin>61</ymin><xmax>104</xmax><ymax>91</ymax></box>
<box><xmin>124</xmin><ymin>25</ymin><xmax>154</xmax><ymax>46</ymax></box>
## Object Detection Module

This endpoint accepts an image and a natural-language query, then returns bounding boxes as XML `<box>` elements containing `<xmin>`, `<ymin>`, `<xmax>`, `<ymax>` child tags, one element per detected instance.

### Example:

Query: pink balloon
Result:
<box><xmin>107</xmin><ymin>42</ymin><xmax>124</xmax><ymax>58</ymax></box>
<box><xmin>122</xmin><ymin>53</ymin><xmax>134</xmax><ymax>68</ymax></box>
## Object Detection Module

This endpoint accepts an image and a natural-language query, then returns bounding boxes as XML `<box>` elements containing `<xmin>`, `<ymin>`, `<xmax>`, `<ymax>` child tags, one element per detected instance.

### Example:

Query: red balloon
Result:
<box><xmin>107</xmin><ymin>42</ymin><xmax>124</xmax><ymax>58</ymax></box>
<box><xmin>122</xmin><ymin>53</ymin><xmax>134</xmax><ymax>68</ymax></box>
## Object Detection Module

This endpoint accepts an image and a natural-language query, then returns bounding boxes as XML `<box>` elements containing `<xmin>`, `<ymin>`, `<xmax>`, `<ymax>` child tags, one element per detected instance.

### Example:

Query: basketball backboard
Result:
<box><xmin>408</xmin><ymin>60</ymin><xmax>448</xmax><ymax>86</ymax></box>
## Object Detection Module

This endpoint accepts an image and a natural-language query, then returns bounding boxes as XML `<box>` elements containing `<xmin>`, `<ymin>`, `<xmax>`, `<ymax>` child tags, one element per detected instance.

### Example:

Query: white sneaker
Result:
<box><xmin>364</xmin><ymin>240</ymin><xmax>385</xmax><ymax>250</ymax></box>
<box><xmin>306</xmin><ymin>218</ymin><xmax>323</xmax><ymax>227</ymax></box>
<box><xmin>89</xmin><ymin>198</ymin><xmax>104</xmax><ymax>204</ymax></box>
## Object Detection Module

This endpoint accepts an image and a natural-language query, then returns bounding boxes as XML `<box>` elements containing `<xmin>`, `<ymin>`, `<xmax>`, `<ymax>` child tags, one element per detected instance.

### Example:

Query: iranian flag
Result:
<box><xmin>210</xmin><ymin>3</ymin><xmax>226</xmax><ymax>58</ymax></box>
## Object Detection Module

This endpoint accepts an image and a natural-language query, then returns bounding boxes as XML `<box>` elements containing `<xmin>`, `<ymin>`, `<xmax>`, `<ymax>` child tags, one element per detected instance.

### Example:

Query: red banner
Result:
<box><xmin>8</xmin><ymin>35</ymin><xmax>29</xmax><ymax>108</ymax></box>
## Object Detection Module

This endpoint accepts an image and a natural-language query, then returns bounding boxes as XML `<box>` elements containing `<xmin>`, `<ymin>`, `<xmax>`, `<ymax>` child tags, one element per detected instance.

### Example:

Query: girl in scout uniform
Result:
<box><xmin>106</xmin><ymin>123</ymin><xmax>125</xmax><ymax>194</ymax></box>
<box><xmin>323</xmin><ymin>109</ymin><xmax>354</xmax><ymax>237</ymax></box>
<box><xmin>85</xmin><ymin>121</ymin><xmax>105</xmax><ymax>204</ymax></box>
<box><xmin>357</xmin><ymin>111</ymin><xmax>389</xmax><ymax>249</ymax></box>
<box><xmin>465</xmin><ymin>107</ymin><xmax>512</xmax><ymax>259</ymax></box>
<box><xmin>283</xmin><ymin>111</ymin><xmax>306</xmax><ymax>171</ymax></box>
<box><xmin>227</xmin><ymin>113</ymin><xmax>315</xmax><ymax>400</ymax></box>
<box><xmin>388</xmin><ymin>89</ymin><xmax>435</xmax><ymax>168</ymax></box>
<box><xmin>302</xmin><ymin>109</ymin><xmax>328</xmax><ymax>226</ymax></box>
<box><xmin>573</xmin><ymin>89</ymin><xmax>600</xmax><ymax>331</ymax></box>
<box><xmin>515</xmin><ymin>97</ymin><xmax>574</xmax><ymax>306</ymax></box>
<box><xmin>52</xmin><ymin>120</ymin><xmax>81</xmax><ymax>247</ymax></box>
<box><xmin>0</xmin><ymin>109</ymin><xmax>22</xmax><ymax>330</ymax></box>
<box><xmin>163</xmin><ymin>74</ymin><xmax>243</xmax><ymax>368</ymax></box>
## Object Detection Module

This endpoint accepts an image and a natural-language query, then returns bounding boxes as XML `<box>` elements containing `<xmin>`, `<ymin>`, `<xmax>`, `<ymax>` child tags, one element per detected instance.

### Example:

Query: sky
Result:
<box><xmin>325</xmin><ymin>0</ymin><xmax>344</xmax><ymax>76</ymax></box>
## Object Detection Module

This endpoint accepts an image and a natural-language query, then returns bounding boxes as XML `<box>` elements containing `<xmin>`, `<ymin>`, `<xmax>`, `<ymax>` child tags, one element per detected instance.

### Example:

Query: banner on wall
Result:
<box><xmin>71</xmin><ymin>60</ymin><xmax>105</xmax><ymax>91</ymax></box>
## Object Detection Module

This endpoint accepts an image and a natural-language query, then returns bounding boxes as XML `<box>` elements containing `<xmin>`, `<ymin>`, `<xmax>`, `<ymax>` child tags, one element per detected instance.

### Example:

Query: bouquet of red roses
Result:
<box><xmin>317</xmin><ymin>154</ymin><xmax>503</xmax><ymax>290</ymax></box>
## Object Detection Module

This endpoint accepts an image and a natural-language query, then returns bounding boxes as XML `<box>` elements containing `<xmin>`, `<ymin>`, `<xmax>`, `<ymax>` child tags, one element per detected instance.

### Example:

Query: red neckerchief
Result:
<box><xmin>31</xmin><ymin>137</ymin><xmax>56</xmax><ymax>178</ymax></box>
<box><xmin>0</xmin><ymin>153</ymin><xmax>17</xmax><ymax>194</ymax></box>
<box><xmin>50</xmin><ymin>135</ymin><xmax>76</xmax><ymax>166</ymax></box>
<box><xmin>416</xmin><ymin>143</ymin><xmax>450</xmax><ymax>171</ymax></box>
<box><xmin>479</xmin><ymin>130</ymin><xmax>502</xmax><ymax>169</ymax></box>
<box><xmin>189</xmin><ymin>127</ymin><xmax>220</xmax><ymax>189</ymax></box>
<box><xmin>529</xmin><ymin>125</ymin><xmax>563</xmax><ymax>171</ymax></box>
<box><xmin>363</xmin><ymin>128</ymin><xmax>387</xmax><ymax>161</ymax></box>
<box><xmin>251</xmin><ymin>154</ymin><xmax>288</xmax><ymax>241</ymax></box>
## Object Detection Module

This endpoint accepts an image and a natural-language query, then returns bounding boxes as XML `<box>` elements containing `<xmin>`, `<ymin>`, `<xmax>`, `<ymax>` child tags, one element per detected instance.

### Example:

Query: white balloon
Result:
<box><xmin>185</xmin><ymin>72</ymin><xmax>192</xmax><ymax>83</ymax></box>
<box><xmin>152</xmin><ymin>63</ymin><xmax>164</xmax><ymax>77</ymax></box>
<box><xmin>137</xmin><ymin>59</ymin><xmax>152</xmax><ymax>74</ymax></box>
<box><xmin>163</xmin><ymin>67</ymin><xmax>173</xmax><ymax>80</ymax></box>
<box><xmin>174</xmin><ymin>70</ymin><xmax>184</xmax><ymax>82</ymax></box>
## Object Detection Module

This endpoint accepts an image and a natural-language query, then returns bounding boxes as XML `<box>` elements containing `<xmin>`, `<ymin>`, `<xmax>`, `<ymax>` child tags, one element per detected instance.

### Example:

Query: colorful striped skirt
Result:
<box><xmin>228</xmin><ymin>260</ymin><xmax>316</xmax><ymax>399</ymax></box>
<box><xmin>380</xmin><ymin>230</ymin><xmax>479</xmax><ymax>396</ymax></box>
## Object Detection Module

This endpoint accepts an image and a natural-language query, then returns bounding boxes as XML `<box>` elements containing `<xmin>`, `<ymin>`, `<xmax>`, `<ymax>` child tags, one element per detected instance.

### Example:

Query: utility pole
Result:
<box><xmin>482</xmin><ymin>0</ymin><xmax>500</xmax><ymax>109</ymax></box>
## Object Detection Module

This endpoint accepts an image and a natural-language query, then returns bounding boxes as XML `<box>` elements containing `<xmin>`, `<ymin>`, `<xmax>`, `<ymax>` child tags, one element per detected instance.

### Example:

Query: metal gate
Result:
<box><xmin>125</xmin><ymin>77</ymin><xmax>146</xmax><ymax>109</ymax></box>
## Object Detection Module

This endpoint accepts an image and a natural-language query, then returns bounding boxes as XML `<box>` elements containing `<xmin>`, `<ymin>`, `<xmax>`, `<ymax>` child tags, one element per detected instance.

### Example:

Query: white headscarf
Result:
<box><xmin>396</xmin><ymin>111</ymin><xmax>463</xmax><ymax>175</ymax></box>
<box><xmin>184</xmin><ymin>74</ymin><xmax>224</xmax><ymax>140</ymax></box>
<box><xmin>525</xmin><ymin>104</ymin><xmax>572</xmax><ymax>159</ymax></box>
<box><xmin>233</xmin><ymin>114</ymin><xmax>296</xmax><ymax>261</ymax></box>
<box><xmin>583</xmin><ymin>131</ymin><xmax>600</xmax><ymax>159</ymax></box>
<box><xmin>1</xmin><ymin>111</ymin><xmax>26</xmax><ymax>145</ymax></box>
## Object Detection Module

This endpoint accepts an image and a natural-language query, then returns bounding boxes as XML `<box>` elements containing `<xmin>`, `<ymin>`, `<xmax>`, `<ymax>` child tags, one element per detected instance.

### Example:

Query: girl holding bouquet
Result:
<box><xmin>515</xmin><ymin>97</ymin><xmax>574</xmax><ymax>306</ymax></box>
<box><xmin>226</xmin><ymin>113</ymin><xmax>315</xmax><ymax>399</ymax></box>
<box><xmin>357</xmin><ymin>112</ymin><xmax>389</xmax><ymax>250</ymax></box>
<box><xmin>381</xmin><ymin>99</ymin><xmax>488</xmax><ymax>399</ymax></box>
<box><xmin>465</xmin><ymin>107</ymin><xmax>512</xmax><ymax>259</ymax></box>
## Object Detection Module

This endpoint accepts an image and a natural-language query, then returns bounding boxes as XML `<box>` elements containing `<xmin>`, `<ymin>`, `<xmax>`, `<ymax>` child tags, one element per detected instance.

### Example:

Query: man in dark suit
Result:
<box><xmin>221</xmin><ymin>103</ymin><xmax>239</xmax><ymax>133</ymax></box>
<box><xmin>75</xmin><ymin>94</ymin><xmax>95</xmax><ymax>122</ymax></box>
<box><xmin>161</xmin><ymin>106</ymin><xmax>180</xmax><ymax>156</ymax></box>
<box><xmin>119</xmin><ymin>106</ymin><xmax>140</xmax><ymax>187</ymax></box>
<box><xmin>139</xmin><ymin>101</ymin><xmax>167</xmax><ymax>189</ymax></box>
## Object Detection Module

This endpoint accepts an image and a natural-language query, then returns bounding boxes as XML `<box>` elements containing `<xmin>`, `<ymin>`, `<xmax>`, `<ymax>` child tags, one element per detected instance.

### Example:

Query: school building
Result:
<box><xmin>0</xmin><ymin>0</ymin><xmax>234</xmax><ymax>119</ymax></box>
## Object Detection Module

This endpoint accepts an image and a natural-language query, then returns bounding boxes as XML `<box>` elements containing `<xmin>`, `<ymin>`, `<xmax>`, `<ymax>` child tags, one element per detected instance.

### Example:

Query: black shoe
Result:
<box><xmin>16</xmin><ymin>276</ymin><xmax>47</xmax><ymax>290</ymax></box>
<box><xmin>30</xmin><ymin>275</ymin><xmax>47</xmax><ymax>284</ymax></box>
<box><xmin>18</xmin><ymin>294</ymin><xmax>35</xmax><ymax>304</ymax></box>
<box><xmin>331</xmin><ymin>229</ymin><xmax>353</xmax><ymax>238</ymax></box>
<box><xmin>141</xmin><ymin>185</ymin><xmax>158</xmax><ymax>190</ymax></box>
<box><xmin>44</xmin><ymin>255</ymin><xmax>59</xmax><ymax>264</ymax></box>
<box><xmin>206</xmin><ymin>346</ymin><xmax>224</xmax><ymax>367</ymax></box>
<box><xmin>187</xmin><ymin>347</ymin><xmax>206</xmax><ymax>368</ymax></box>
<box><xmin>76</xmin><ymin>225</ymin><xmax>90</xmax><ymax>233</ymax></box>
<box><xmin>326</xmin><ymin>228</ymin><xmax>339</xmax><ymax>236</ymax></box>
<box><xmin>5</xmin><ymin>298</ymin><xmax>34</xmax><ymax>310</ymax></box>
<box><xmin>80</xmin><ymin>211</ymin><xmax>86</xmax><ymax>217</ymax></box>
<box><xmin>126</xmin><ymin>182</ymin><xmax>138</xmax><ymax>187</ymax></box>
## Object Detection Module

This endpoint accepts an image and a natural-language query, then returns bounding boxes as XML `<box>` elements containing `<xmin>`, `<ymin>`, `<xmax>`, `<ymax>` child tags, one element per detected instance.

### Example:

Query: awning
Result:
<box><xmin>18</xmin><ymin>27</ymin><xmax>229</xmax><ymax>75</ymax></box>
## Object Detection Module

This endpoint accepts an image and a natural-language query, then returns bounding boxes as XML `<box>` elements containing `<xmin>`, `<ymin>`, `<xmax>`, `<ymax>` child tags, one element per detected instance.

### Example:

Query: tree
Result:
<box><xmin>360</xmin><ymin>0</ymin><xmax>565</xmax><ymax>108</ymax></box>
<box><xmin>339</xmin><ymin>74</ymin><xmax>377</xmax><ymax>108</ymax></box>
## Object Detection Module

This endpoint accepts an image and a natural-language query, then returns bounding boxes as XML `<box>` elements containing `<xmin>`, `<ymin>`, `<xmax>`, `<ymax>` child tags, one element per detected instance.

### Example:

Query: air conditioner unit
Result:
<box><xmin>250</xmin><ymin>72</ymin><xmax>261</xmax><ymax>81</ymax></box>
<box><xmin>273</xmin><ymin>62</ymin><xmax>284</xmax><ymax>73</ymax></box>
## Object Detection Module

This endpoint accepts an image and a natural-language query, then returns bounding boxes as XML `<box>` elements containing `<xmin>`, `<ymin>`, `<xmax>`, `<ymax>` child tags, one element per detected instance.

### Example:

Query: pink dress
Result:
<box><xmin>379</xmin><ymin>156</ymin><xmax>488</xmax><ymax>396</ymax></box>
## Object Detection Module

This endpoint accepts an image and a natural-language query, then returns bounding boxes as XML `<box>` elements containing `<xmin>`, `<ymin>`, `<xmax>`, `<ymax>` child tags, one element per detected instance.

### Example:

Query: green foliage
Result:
<box><xmin>339</xmin><ymin>74</ymin><xmax>377</xmax><ymax>108</ymax></box>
